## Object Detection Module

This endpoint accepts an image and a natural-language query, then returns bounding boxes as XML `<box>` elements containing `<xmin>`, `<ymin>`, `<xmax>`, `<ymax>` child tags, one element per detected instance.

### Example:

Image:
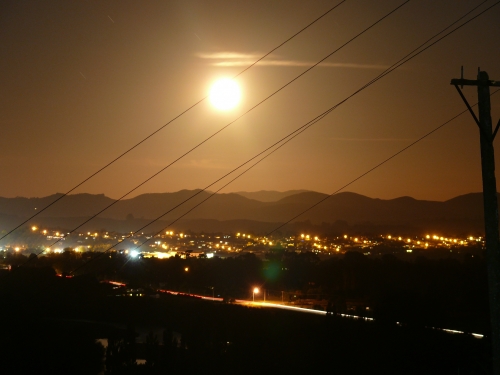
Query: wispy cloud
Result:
<box><xmin>197</xmin><ymin>52</ymin><xmax>388</xmax><ymax>70</ymax></box>
<box><xmin>197</xmin><ymin>52</ymin><xmax>261</xmax><ymax>60</ymax></box>
<box><xmin>330</xmin><ymin>137</ymin><xmax>416</xmax><ymax>142</ymax></box>
<box><xmin>215</xmin><ymin>60</ymin><xmax>388</xmax><ymax>70</ymax></box>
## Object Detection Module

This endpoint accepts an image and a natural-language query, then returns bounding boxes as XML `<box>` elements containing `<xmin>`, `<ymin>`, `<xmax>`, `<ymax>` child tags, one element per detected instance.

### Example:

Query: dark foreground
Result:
<box><xmin>0</xmin><ymin>267</ymin><xmax>492</xmax><ymax>375</ymax></box>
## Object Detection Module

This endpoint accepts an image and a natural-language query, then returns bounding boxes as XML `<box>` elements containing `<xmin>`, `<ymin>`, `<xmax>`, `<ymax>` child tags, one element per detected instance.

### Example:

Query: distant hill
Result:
<box><xmin>0</xmin><ymin>190</ymin><xmax>492</xmax><ymax>235</ymax></box>
<box><xmin>232</xmin><ymin>190</ymin><xmax>310</xmax><ymax>202</ymax></box>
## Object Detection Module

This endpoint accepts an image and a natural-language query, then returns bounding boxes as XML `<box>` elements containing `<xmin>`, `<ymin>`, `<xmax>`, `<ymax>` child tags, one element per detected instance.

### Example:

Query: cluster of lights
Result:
<box><xmin>31</xmin><ymin>226</ymin><xmax>60</xmax><ymax>237</ymax></box>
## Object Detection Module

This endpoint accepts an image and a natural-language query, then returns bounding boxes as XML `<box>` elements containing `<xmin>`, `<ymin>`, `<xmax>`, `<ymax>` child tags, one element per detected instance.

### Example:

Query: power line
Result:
<box><xmin>22</xmin><ymin>0</ymin><xmax>410</xmax><ymax>259</ymax></box>
<box><xmin>262</xmin><ymin>94</ymin><xmax>500</xmax><ymax>242</ymax></box>
<box><xmin>70</xmin><ymin>112</ymin><xmax>343</xmax><ymax>274</ymax></box>
<box><xmin>69</xmin><ymin>1</ymin><xmax>498</xmax><ymax>274</ymax></box>
<box><xmin>0</xmin><ymin>0</ymin><xmax>348</xmax><ymax>243</ymax></box>
<box><xmin>134</xmin><ymin>0</ymin><xmax>500</xmax><ymax>253</ymax></box>
<box><xmin>133</xmin><ymin>89</ymin><xmax>500</xmax><ymax>256</ymax></box>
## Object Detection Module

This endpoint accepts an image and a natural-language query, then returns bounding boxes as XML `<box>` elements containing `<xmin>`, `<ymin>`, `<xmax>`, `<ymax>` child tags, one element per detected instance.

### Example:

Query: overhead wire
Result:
<box><xmin>130</xmin><ymin>0</ymin><xmax>500</xmax><ymax>253</ymax></box>
<box><xmin>23</xmin><ymin>0</ymin><xmax>411</xmax><ymax>260</ymax></box>
<box><xmin>69</xmin><ymin>0</ymin><xmax>498</xmax><ymax>274</ymax></box>
<box><xmin>0</xmin><ymin>0</ymin><xmax>348</xmax><ymax>242</ymax></box>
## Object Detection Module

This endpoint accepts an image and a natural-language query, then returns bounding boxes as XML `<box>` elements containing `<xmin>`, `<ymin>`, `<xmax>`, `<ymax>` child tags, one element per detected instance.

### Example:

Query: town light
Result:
<box><xmin>253</xmin><ymin>287</ymin><xmax>259</xmax><ymax>302</ymax></box>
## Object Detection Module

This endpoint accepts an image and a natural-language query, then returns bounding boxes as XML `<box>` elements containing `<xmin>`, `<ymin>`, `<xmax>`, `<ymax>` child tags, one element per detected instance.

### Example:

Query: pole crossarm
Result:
<box><xmin>452</xmin><ymin>84</ymin><xmax>481</xmax><ymax>128</ymax></box>
<box><xmin>451</xmin><ymin>78</ymin><xmax>500</xmax><ymax>87</ymax></box>
<box><xmin>494</xmin><ymin>119</ymin><xmax>500</xmax><ymax>141</ymax></box>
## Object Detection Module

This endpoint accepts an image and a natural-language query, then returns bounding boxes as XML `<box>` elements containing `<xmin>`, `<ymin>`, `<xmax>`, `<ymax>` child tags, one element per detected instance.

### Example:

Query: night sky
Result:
<box><xmin>1</xmin><ymin>0</ymin><xmax>500</xmax><ymax>201</ymax></box>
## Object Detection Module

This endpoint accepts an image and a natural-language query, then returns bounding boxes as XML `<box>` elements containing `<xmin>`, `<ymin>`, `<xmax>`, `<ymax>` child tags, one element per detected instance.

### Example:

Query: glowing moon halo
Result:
<box><xmin>209</xmin><ymin>78</ymin><xmax>241</xmax><ymax>110</ymax></box>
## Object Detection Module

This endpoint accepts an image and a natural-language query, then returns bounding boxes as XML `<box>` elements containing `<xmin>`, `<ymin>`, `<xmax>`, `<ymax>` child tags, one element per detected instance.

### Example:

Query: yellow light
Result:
<box><xmin>209</xmin><ymin>78</ymin><xmax>241</xmax><ymax>111</ymax></box>
<box><xmin>43</xmin><ymin>230</ymin><xmax>47</xmax><ymax>234</ymax></box>
<box><xmin>15</xmin><ymin>247</ymin><xmax>20</xmax><ymax>252</ymax></box>
<box><xmin>387</xmin><ymin>235</ymin><xmax>392</xmax><ymax>239</ymax></box>
<box><xmin>407</xmin><ymin>239</ymin><xmax>411</xmax><ymax>243</ymax></box>
<box><xmin>469</xmin><ymin>236</ymin><xmax>474</xmax><ymax>241</ymax></box>
<box><xmin>344</xmin><ymin>235</ymin><xmax>348</xmax><ymax>239</ymax></box>
<box><xmin>301</xmin><ymin>234</ymin><xmax>305</xmax><ymax>238</ymax></box>
<box><xmin>398</xmin><ymin>237</ymin><xmax>402</xmax><ymax>241</ymax></box>
<box><xmin>354</xmin><ymin>238</ymin><xmax>358</xmax><ymax>242</ymax></box>
<box><xmin>314</xmin><ymin>236</ymin><xmax>318</xmax><ymax>241</ymax></box>
<box><xmin>31</xmin><ymin>226</ymin><xmax>38</xmax><ymax>231</ymax></box>
<box><xmin>425</xmin><ymin>235</ymin><xmax>430</xmax><ymax>239</ymax></box>
<box><xmin>184</xmin><ymin>267</ymin><xmax>189</xmax><ymax>272</ymax></box>
<box><xmin>253</xmin><ymin>287</ymin><xmax>259</xmax><ymax>294</ymax></box>
<box><xmin>306</xmin><ymin>235</ymin><xmax>310</xmax><ymax>240</ymax></box>
<box><xmin>237</xmin><ymin>233</ymin><xmax>240</xmax><ymax>236</ymax></box>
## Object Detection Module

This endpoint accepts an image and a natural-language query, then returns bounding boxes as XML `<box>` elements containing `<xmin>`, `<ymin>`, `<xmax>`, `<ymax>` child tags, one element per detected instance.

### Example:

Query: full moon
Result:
<box><xmin>209</xmin><ymin>78</ymin><xmax>241</xmax><ymax>110</ymax></box>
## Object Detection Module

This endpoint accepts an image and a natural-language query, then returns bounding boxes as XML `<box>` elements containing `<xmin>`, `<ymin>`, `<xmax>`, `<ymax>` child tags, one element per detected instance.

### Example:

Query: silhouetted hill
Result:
<box><xmin>0</xmin><ymin>190</ymin><xmax>493</xmax><ymax>234</ymax></box>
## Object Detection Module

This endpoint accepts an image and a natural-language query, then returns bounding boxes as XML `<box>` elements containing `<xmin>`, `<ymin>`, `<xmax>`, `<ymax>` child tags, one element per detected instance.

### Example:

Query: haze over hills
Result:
<box><xmin>0</xmin><ymin>190</ymin><xmax>490</xmax><ymax>235</ymax></box>
<box><xmin>232</xmin><ymin>190</ymin><xmax>310</xmax><ymax>202</ymax></box>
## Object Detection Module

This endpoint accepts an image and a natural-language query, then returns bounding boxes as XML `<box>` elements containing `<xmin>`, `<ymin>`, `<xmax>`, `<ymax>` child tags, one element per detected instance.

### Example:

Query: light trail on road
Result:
<box><xmin>154</xmin><ymin>287</ymin><xmax>485</xmax><ymax>339</ymax></box>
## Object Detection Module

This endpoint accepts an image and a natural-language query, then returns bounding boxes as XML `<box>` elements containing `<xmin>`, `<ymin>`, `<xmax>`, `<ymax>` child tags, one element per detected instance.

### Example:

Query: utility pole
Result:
<box><xmin>451</xmin><ymin>69</ymin><xmax>500</xmax><ymax>375</ymax></box>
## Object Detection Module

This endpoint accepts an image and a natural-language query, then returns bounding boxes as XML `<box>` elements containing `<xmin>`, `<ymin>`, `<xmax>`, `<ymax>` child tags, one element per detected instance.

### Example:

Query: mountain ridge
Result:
<box><xmin>0</xmin><ymin>190</ymin><xmax>490</xmax><ymax>235</ymax></box>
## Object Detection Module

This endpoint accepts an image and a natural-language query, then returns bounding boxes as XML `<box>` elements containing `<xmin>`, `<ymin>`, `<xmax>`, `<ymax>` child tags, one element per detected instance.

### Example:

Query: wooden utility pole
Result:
<box><xmin>451</xmin><ymin>69</ymin><xmax>500</xmax><ymax>374</ymax></box>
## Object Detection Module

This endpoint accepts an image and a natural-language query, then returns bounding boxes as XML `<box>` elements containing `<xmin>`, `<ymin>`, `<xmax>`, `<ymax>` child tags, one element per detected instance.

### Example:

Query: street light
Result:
<box><xmin>253</xmin><ymin>287</ymin><xmax>259</xmax><ymax>302</ymax></box>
